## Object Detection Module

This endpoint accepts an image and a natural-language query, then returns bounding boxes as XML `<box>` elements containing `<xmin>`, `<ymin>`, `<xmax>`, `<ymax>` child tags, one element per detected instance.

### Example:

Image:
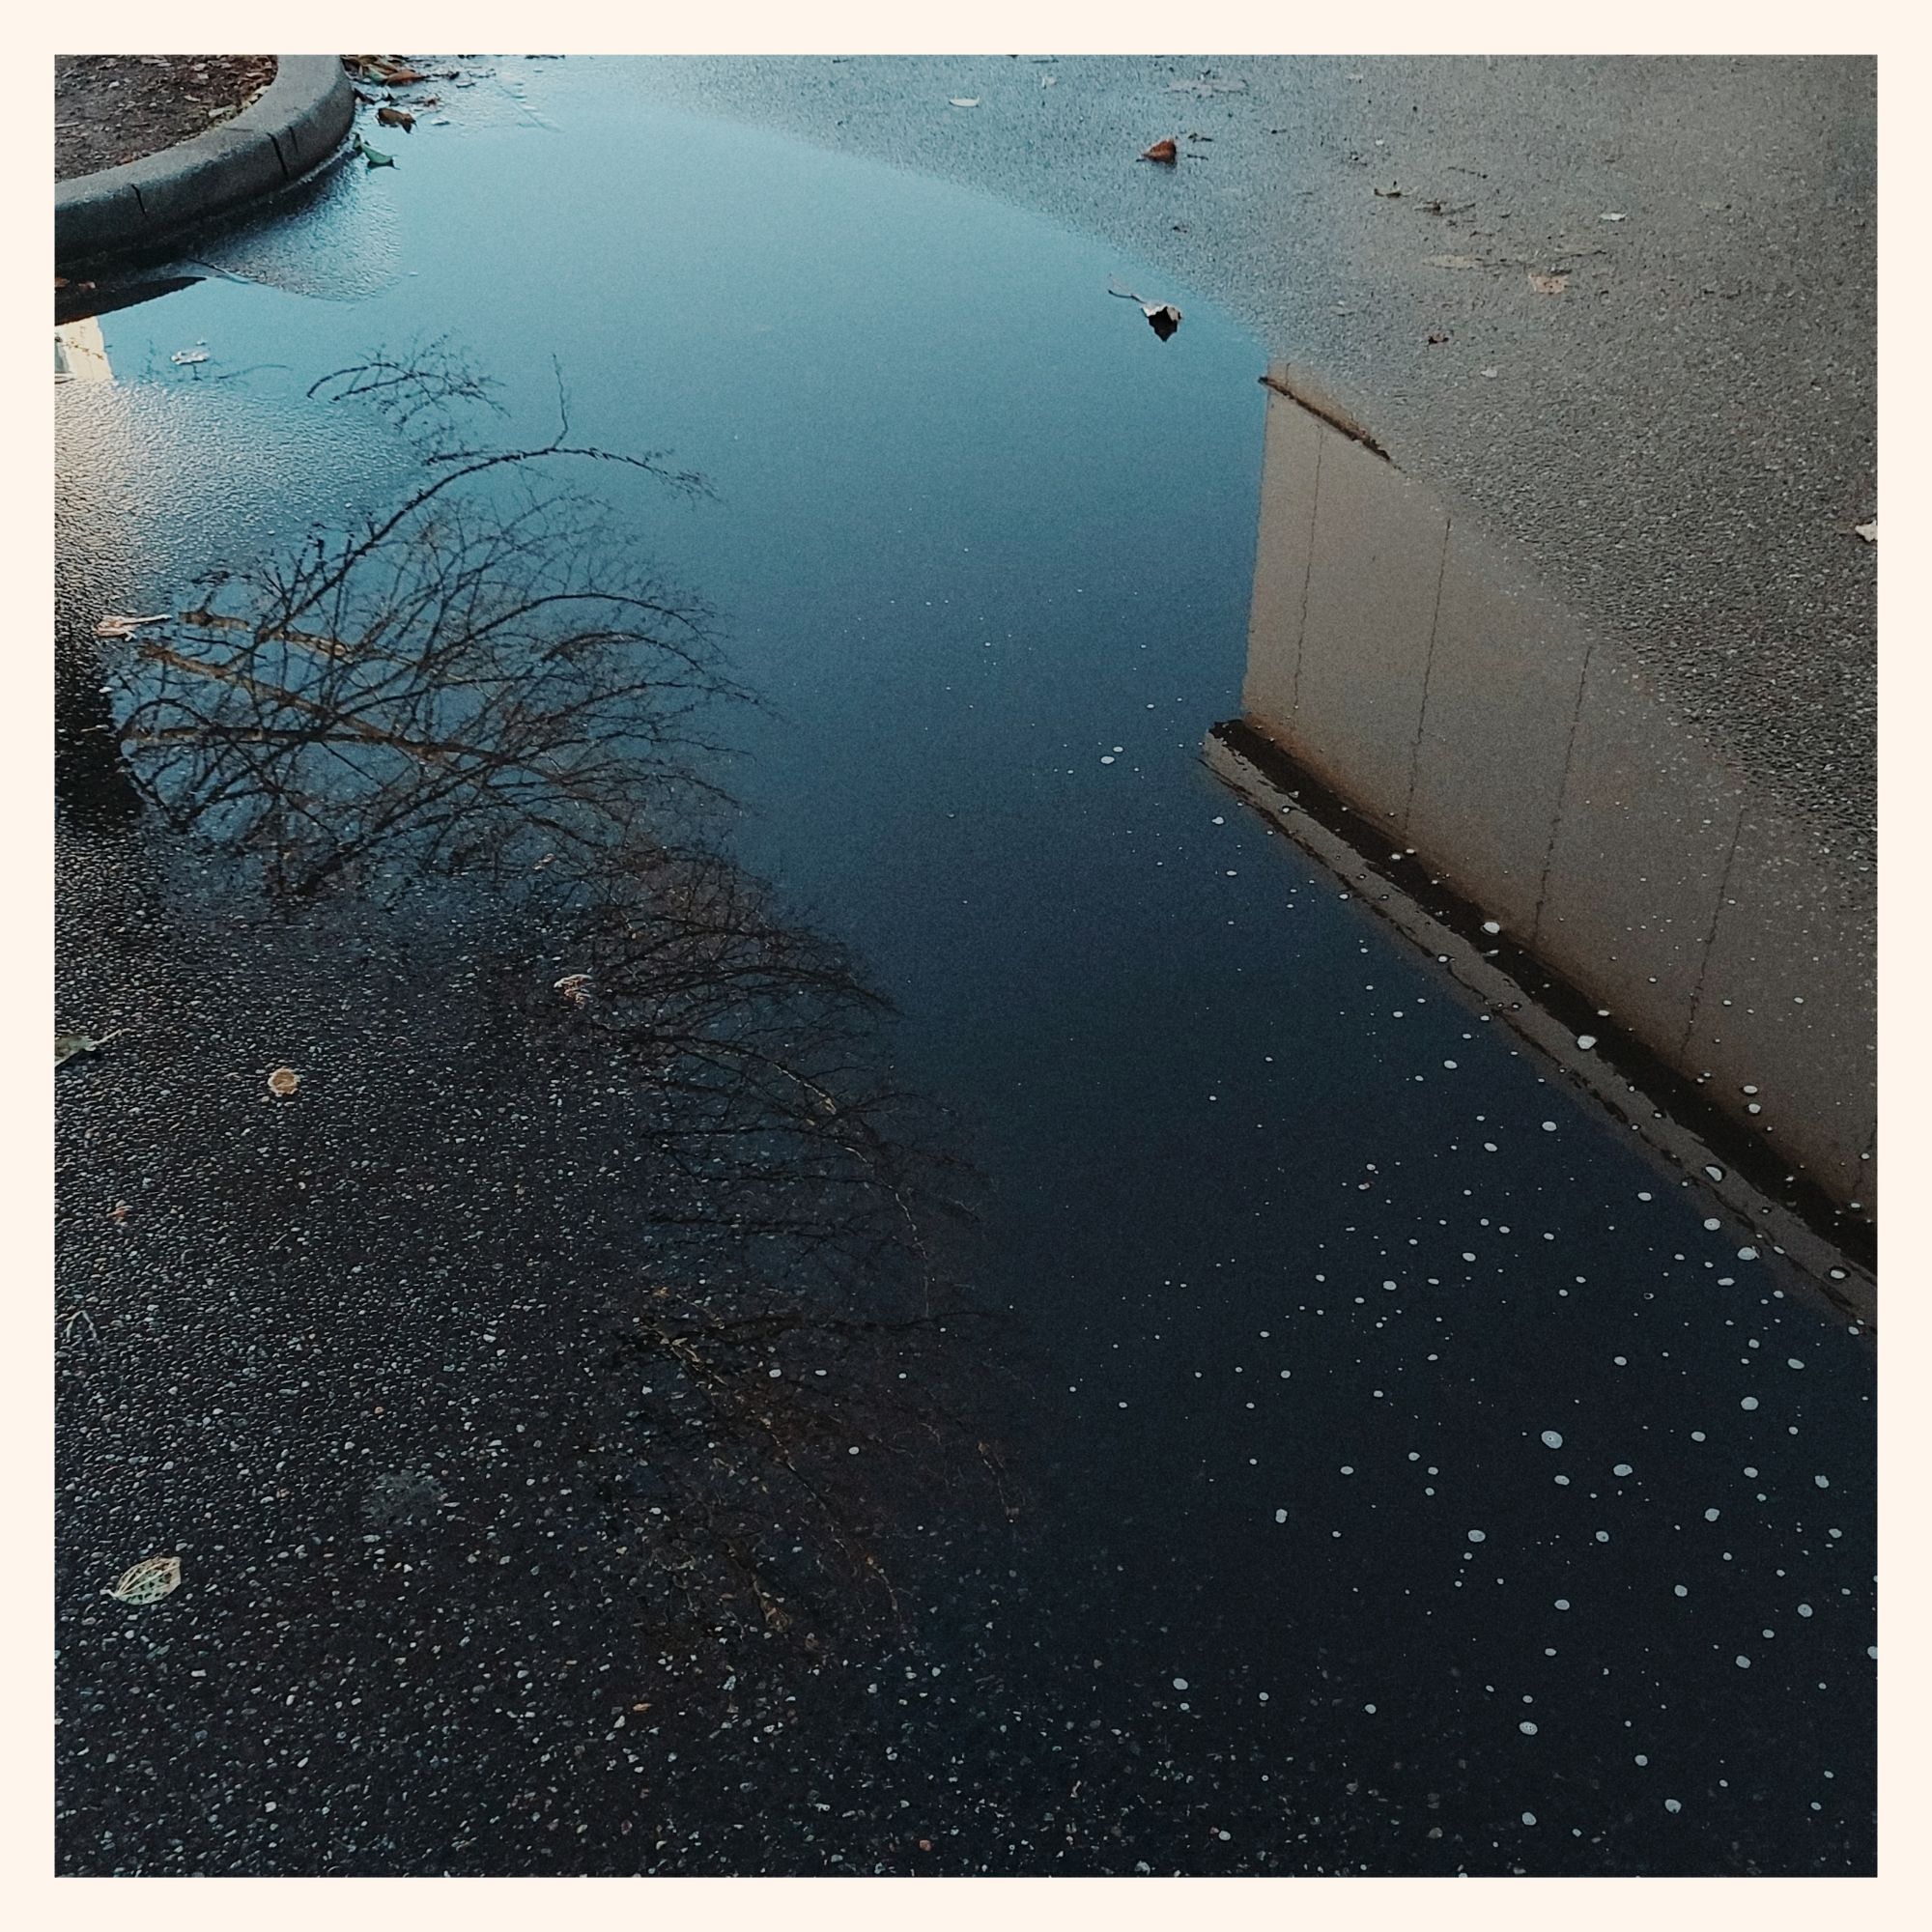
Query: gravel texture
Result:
<box><xmin>56</xmin><ymin>56</ymin><xmax>277</xmax><ymax>183</ymax></box>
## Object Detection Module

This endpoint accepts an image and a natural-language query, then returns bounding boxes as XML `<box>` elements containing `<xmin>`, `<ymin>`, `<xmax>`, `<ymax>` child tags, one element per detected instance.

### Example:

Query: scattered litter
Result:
<box><xmin>106</xmin><ymin>1555</ymin><xmax>182</xmax><ymax>1605</ymax></box>
<box><xmin>1527</xmin><ymin>270</ymin><xmax>1569</xmax><ymax>295</ymax></box>
<box><xmin>1855</xmin><ymin>520</ymin><xmax>1876</xmax><ymax>543</ymax></box>
<box><xmin>949</xmin><ymin>98</ymin><xmax>980</xmax><ymax>109</ymax></box>
<box><xmin>1140</xmin><ymin>138</ymin><xmax>1179</xmax><ymax>165</ymax></box>
<box><xmin>56</xmin><ymin>1030</ymin><xmax>124</xmax><ymax>1066</ymax></box>
<box><xmin>267</xmin><ymin>1065</ymin><xmax>301</xmax><ymax>1097</ymax></box>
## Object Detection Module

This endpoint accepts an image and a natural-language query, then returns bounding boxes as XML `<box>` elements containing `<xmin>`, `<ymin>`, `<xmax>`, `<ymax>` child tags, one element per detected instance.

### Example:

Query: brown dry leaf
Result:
<box><xmin>554</xmin><ymin>972</ymin><xmax>593</xmax><ymax>1007</ymax></box>
<box><xmin>1140</xmin><ymin>137</ymin><xmax>1179</xmax><ymax>164</ymax></box>
<box><xmin>268</xmin><ymin>1065</ymin><xmax>301</xmax><ymax>1097</ymax></box>
<box><xmin>1527</xmin><ymin>270</ymin><xmax>1569</xmax><ymax>295</ymax></box>
<box><xmin>377</xmin><ymin>104</ymin><xmax>415</xmax><ymax>131</ymax></box>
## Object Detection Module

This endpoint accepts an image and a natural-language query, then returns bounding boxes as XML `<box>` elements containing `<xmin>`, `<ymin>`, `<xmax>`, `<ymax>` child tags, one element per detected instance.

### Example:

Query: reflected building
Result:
<box><xmin>1212</xmin><ymin>363</ymin><xmax>1874</xmax><ymax>1273</ymax></box>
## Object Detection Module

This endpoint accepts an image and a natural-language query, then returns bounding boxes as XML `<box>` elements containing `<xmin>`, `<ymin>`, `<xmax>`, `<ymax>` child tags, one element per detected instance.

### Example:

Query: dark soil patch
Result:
<box><xmin>55</xmin><ymin>56</ymin><xmax>277</xmax><ymax>183</ymax></box>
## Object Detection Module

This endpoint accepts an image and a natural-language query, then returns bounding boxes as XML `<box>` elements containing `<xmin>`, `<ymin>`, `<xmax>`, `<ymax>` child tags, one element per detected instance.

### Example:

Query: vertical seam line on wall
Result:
<box><xmin>1530</xmin><ymin>638</ymin><xmax>1596</xmax><ymax>943</ymax></box>
<box><xmin>1403</xmin><ymin>514</ymin><xmax>1451</xmax><ymax>832</ymax></box>
<box><xmin>1288</xmin><ymin>429</ymin><xmax>1322</xmax><ymax>720</ymax></box>
<box><xmin>1678</xmin><ymin>804</ymin><xmax>1747</xmax><ymax>1058</ymax></box>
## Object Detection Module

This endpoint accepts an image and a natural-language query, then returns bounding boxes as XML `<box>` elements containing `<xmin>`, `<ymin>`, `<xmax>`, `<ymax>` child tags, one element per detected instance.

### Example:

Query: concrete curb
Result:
<box><xmin>56</xmin><ymin>56</ymin><xmax>355</xmax><ymax>270</ymax></box>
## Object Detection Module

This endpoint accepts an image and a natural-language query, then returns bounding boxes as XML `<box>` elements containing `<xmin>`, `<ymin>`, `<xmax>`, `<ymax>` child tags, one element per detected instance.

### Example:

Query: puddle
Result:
<box><xmin>55</xmin><ymin>61</ymin><xmax>1874</xmax><ymax>1877</ymax></box>
<box><xmin>1232</xmin><ymin>365</ymin><xmax>1874</xmax><ymax>1228</ymax></box>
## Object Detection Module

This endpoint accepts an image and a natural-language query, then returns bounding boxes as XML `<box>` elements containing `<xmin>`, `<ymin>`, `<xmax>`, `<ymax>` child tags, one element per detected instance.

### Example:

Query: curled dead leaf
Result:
<box><xmin>377</xmin><ymin>104</ymin><xmax>415</xmax><ymax>131</ymax></box>
<box><xmin>1140</xmin><ymin>137</ymin><xmax>1179</xmax><ymax>165</ymax></box>
<box><xmin>268</xmin><ymin>1065</ymin><xmax>301</xmax><ymax>1096</ymax></box>
<box><xmin>57</xmin><ymin>1029</ymin><xmax>124</xmax><ymax>1065</ymax></box>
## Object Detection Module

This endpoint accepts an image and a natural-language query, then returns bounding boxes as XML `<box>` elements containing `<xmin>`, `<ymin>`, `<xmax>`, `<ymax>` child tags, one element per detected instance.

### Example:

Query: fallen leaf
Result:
<box><xmin>1140</xmin><ymin>137</ymin><xmax>1179</xmax><ymax>164</ymax></box>
<box><xmin>554</xmin><ymin>972</ymin><xmax>593</xmax><ymax>1007</ymax></box>
<box><xmin>95</xmin><ymin>613</ymin><xmax>169</xmax><ymax>639</ymax></box>
<box><xmin>377</xmin><ymin>104</ymin><xmax>415</xmax><ymax>131</ymax></box>
<box><xmin>56</xmin><ymin>1030</ymin><xmax>123</xmax><ymax>1066</ymax></box>
<box><xmin>354</xmin><ymin>135</ymin><xmax>397</xmax><ymax>169</ymax></box>
<box><xmin>1426</xmin><ymin>254</ymin><xmax>1486</xmax><ymax>270</ymax></box>
<box><xmin>949</xmin><ymin>98</ymin><xmax>980</xmax><ymax>108</ymax></box>
<box><xmin>1109</xmin><ymin>285</ymin><xmax>1183</xmax><ymax>340</ymax></box>
<box><xmin>1855</xmin><ymin>520</ymin><xmax>1876</xmax><ymax>543</ymax></box>
<box><xmin>1527</xmin><ymin>270</ymin><xmax>1569</xmax><ymax>295</ymax></box>
<box><xmin>268</xmin><ymin>1065</ymin><xmax>301</xmax><ymax>1097</ymax></box>
<box><xmin>106</xmin><ymin>1555</ymin><xmax>182</xmax><ymax>1605</ymax></box>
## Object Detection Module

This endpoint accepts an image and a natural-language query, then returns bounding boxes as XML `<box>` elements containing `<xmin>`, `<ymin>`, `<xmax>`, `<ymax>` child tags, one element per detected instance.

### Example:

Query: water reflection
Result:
<box><xmin>69</xmin><ymin>345</ymin><xmax>1001</xmax><ymax>1662</ymax></box>
<box><xmin>1223</xmin><ymin>364</ymin><xmax>1875</xmax><ymax>1237</ymax></box>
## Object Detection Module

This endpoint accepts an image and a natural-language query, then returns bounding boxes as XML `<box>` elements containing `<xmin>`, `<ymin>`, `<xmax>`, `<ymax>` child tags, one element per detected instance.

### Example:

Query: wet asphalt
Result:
<box><xmin>628</xmin><ymin>56</ymin><xmax>1878</xmax><ymax>866</ymax></box>
<box><xmin>54</xmin><ymin>60</ymin><xmax>1876</xmax><ymax>1876</ymax></box>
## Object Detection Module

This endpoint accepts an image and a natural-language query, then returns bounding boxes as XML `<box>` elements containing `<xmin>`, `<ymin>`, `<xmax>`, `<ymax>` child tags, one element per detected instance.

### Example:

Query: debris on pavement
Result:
<box><xmin>1854</xmin><ymin>520</ymin><xmax>1877</xmax><ymax>543</ymax></box>
<box><xmin>105</xmin><ymin>1556</ymin><xmax>182</xmax><ymax>1605</ymax></box>
<box><xmin>353</xmin><ymin>135</ymin><xmax>397</xmax><ymax>169</ymax></box>
<box><xmin>377</xmin><ymin>104</ymin><xmax>415</xmax><ymax>131</ymax></box>
<box><xmin>95</xmin><ymin>614</ymin><xmax>169</xmax><ymax>639</ymax></box>
<box><xmin>56</xmin><ymin>1030</ymin><xmax>124</xmax><ymax>1066</ymax></box>
<box><xmin>1140</xmin><ymin>137</ymin><xmax>1179</xmax><ymax>165</ymax></box>
<box><xmin>1527</xmin><ymin>270</ymin><xmax>1570</xmax><ymax>294</ymax></box>
<box><xmin>267</xmin><ymin>1065</ymin><xmax>301</xmax><ymax>1097</ymax></box>
<box><xmin>949</xmin><ymin>98</ymin><xmax>980</xmax><ymax>109</ymax></box>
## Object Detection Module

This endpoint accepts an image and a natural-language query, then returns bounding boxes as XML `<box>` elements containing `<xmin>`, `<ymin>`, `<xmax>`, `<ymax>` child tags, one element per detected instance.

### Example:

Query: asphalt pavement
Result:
<box><xmin>626</xmin><ymin>55</ymin><xmax>1877</xmax><ymax>863</ymax></box>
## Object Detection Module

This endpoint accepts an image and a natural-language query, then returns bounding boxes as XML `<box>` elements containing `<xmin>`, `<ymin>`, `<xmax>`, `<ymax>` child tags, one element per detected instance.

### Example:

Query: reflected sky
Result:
<box><xmin>56</xmin><ymin>62</ymin><xmax>1874</xmax><ymax>1878</ymax></box>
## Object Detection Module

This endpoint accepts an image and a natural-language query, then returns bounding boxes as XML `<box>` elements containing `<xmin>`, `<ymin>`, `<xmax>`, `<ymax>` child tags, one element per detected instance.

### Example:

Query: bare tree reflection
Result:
<box><xmin>97</xmin><ymin>344</ymin><xmax>1009</xmax><ymax>1658</ymax></box>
